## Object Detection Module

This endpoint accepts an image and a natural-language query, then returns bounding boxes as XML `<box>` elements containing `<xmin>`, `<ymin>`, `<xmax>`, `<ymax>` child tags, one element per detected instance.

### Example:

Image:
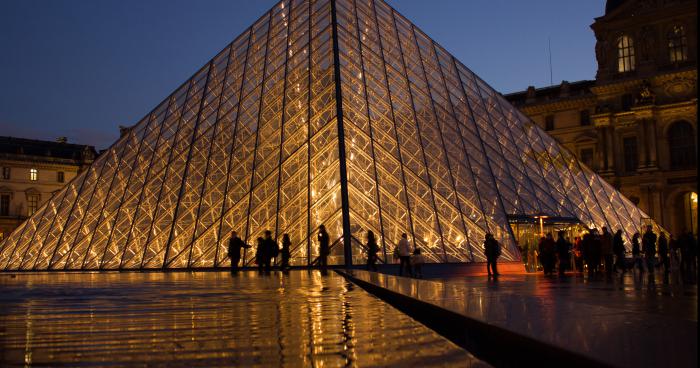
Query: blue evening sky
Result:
<box><xmin>0</xmin><ymin>1</ymin><xmax>604</xmax><ymax>149</ymax></box>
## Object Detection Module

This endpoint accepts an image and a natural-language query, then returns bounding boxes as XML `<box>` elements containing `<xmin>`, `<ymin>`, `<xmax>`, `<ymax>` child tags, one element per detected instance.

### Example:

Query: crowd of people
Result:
<box><xmin>520</xmin><ymin>225</ymin><xmax>698</xmax><ymax>281</ymax></box>
<box><xmin>226</xmin><ymin>226</ymin><xmax>430</xmax><ymax>277</ymax></box>
<box><xmin>227</xmin><ymin>223</ymin><xmax>697</xmax><ymax>284</ymax></box>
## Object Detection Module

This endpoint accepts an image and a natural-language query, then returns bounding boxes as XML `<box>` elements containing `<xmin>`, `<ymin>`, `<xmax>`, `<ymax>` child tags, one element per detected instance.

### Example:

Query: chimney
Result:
<box><xmin>560</xmin><ymin>80</ymin><xmax>570</xmax><ymax>98</ymax></box>
<box><xmin>525</xmin><ymin>86</ymin><xmax>536</xmax><ymax>103</ymax></box>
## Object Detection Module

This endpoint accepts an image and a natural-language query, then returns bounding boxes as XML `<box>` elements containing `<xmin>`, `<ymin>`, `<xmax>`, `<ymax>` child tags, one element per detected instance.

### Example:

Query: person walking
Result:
<box><xmin>261</xmin><ymin>230</ymin><xmax>278</xmax><ymax>272</ymax></box>
<box><xmin>582</xmin><ymin>229</ymin><xmax>599</xmax><ymax>278</ymax></box>
<box><xmin>280</xmin><ymin>233</ymin><xmax>292</xmax><ymax>271</ymax></box>
<box><xmin>317</xmin><ymin>225</ymin><xmax>330</xmax><ymax>270</ymax></box>
<box><xmin>631</xmin><ymin>232</ymin><xmax>643</xmax><ymax>272</ymax></box>
<box><xmin>555</xmin><ymin>231</ymin><xmax>571</xmax><ymax>277</ymax></box>
<box><xmin>411</xmin><ymin>247</ymin><xmax>425</xmax><ymax>278</ymax></box>
<box><xmin>397</xmin><ymin>233</ymin><xmax>412</xmax><ymax>277</ymax></box>
<box><xmin>642</xmin><ymin>225</ymin><xmax>657</xmax><ymax>273</ymax></box>
<box><xmin>612</xmin><ymin>229</ymin><xmax>626</xmax><ymax>273</ymax></box>
<box><xmin>539</xmin><ymin>233</ymin><xmax>556</xmax><ymax>276</ymax></box>
<box><xmin>228</xmin><ymin>230</ymin><xmax>249</xmax><ymax>273</ymax></box>
<box><xmin>601</xmin><ymin>227</ymin><xmax>614</xmax><ymax>277</ymax></box>
<box><xmin>255</xmin><ymin>237</ymin><xmax>266</xmax><ymax>273</ymax></box>
<box><xmin>573</xmin><ymin>236</ymin><xmax>583</xmax><ymax>273</ymax></box>
<box><xmin>658</xmin><ymin>232</ymin><xmax>669</xmax><ymax>274</ymax></box>
<box><xmin>366</xmin><ymin>230</ymin><xmax>379</xmax><ymax>271</ymax></box>
<box><xmin>484</xmin><ymin>233</ymin><xmax>501</xmax><ymax>278</ymax></box>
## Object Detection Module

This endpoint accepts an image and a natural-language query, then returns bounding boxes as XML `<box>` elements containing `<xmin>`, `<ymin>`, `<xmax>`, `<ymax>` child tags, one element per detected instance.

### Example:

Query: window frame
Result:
<box><xmin>667</xmin><ymin>25</ymin><xmax>688</xmax><ymax>63</ymax></box>
<box><xmin>0</xmin><ymin>194</ymin><xmax>9</xmax><ymax>216</ymax></box>
<box><xmin>668</xmin><ymin>121</ymin><xmax>696</xmax><ymax>169</ymax></box>
<box><xmin>617</xmin><ymin>35</ymin><xmax>636</xmax><ymax>73</ymax></box>
<box><xmin>1</xmin><ymin>167</ymin><xmax>10</xmax><ymax>180</ymax></box>
<box><xmin>27</xmin><ymin>193</ymin><xmax>40</xmax><ymax>216</ymax></box>
<box><xmin>30</xmin><ymin>168</ymin><xmax>38</xmax><ymax>181</ymax></box>
<box><xmin>544</xmin><ymin>115</ymin><xmax>555</xmax><ymax>131</ymax></box>
<box><xmin>57</xmin><ymin>171</ymin><xmax>65</xmax><ymax>183</ymax></box>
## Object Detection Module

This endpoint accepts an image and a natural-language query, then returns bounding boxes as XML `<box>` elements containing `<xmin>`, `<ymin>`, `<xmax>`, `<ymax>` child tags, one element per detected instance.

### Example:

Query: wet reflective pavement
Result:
<box><xmin>344</xmin><ymin>270</ymin><xmax>697</xmax><ymax>368</ymax></box>
<box><xmin>0</xmin><ymin>270</ymin><xmax>486</xmax><ymax>367</ymax></box>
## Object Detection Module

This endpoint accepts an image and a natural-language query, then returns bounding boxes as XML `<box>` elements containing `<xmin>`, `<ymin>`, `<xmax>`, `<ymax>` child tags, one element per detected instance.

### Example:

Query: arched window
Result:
<box><xmin>668</xmin><ymin>25</ymin><xmax>688</xmax><ymax>63</ymax></box>
<box><xmin>668</xmin><ymin>121</ymin><xmax>696</xmax><ymax>169</ymax></box>
<box><xmin>617</xmin><ymin>35</ymin><xmax>635</xmax><ymax>72</ymax></box>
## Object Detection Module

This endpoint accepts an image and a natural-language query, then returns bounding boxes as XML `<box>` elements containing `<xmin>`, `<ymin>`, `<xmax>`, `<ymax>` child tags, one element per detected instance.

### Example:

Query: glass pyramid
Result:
<box><xmin>0</xmin><ymin>0</ymin><xmax>660</xmax><ymax>270</ymax></box>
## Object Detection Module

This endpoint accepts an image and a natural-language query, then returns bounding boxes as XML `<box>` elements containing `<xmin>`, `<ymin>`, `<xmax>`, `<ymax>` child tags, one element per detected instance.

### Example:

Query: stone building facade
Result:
<box><xmin>0</xmin><ymin>137</ymin><xmax>97</xmax><ymax>240</ymax></box>
<box><xmin>505</xmin><ymin>0</ymin><xmax>697</xmax><ymax>237</ymax></box>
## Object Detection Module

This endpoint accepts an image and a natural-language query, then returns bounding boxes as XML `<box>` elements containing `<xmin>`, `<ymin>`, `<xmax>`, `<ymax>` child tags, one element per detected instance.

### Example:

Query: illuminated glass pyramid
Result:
<box><xmin>0</xmin><ymin>0</ymin><xmax>659</xmax><ymax>270</ymax></box>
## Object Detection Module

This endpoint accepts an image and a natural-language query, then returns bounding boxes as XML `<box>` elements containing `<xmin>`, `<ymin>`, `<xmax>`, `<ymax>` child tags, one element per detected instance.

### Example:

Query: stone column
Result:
<box><xmin>637</xmin><ymin>120</ymin><xmax>648</xmax><ymax>168</ymax></box>
<box><xmin>646</xmin><ymin>119</ymin><xmax>658</xmax><ymax>168</ymax></box>
<box><xmin>596</xmin><ymin>127</ymin><xmax>606</xmax><ymax>171</ymax></box>
<box><xmin>605</xmin><ymin>126</ymin><xmax>615</xmax><ymax>172</ymax></box>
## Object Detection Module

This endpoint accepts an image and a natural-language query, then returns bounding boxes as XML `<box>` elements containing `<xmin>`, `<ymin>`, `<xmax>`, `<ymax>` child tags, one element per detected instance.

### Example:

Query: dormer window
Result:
<box><xmin>668</xmin><ymin>25</ymin><xmax>688</xmax><ymax>63</ymax></box>
<box><xmin>617</xmin><ymin>35</ymin><xmax>635</xmax><ymax>73</ymax></box>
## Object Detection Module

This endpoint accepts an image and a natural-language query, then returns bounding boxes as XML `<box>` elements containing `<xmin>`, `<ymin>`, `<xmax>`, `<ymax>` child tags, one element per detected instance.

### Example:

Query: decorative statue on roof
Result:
<box><xmin>635</xmin><ymin>80</ymin><xmax>655</xmax><ymax>105</ymax></box>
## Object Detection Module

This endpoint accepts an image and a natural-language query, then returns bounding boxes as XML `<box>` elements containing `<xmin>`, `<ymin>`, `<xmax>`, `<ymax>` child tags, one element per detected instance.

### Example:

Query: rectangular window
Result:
<box><xmin>621</xmin><ymin>94</ymin><xmax>634</xmax><ymax>111</ymax></box>
<box><xmin>57</xmin><ymin>171</ymin><xmax>65</xmax><ymax>183</ymax></box>
<box><xmin>0</xmin><ymin>194</ymin><xmax>9</xmax><ymax>216</ymax></box>
<box><xmin>2</xmin><ymin>167</ymin><xmax>10</xmax><ymax>180</ymax></box>
<box><xmin>545</xmin><ymin>115</ymin><xmax>555</xmax><ymax>131</ymax></box>
<box><xmin>30</xmin><ymin>168</ymin><xmax>38</xmax><ymax>181</ymax></box>
<box><xmin>580</xmin><ymin>110</ymin><xmax>591</xmax><ymax>126</ymax></box>
<box><xmin>27</xmin><ymin>194</ymin><xmax>40</xmax><ymax>216</ymax></box>
<box><xmin>623</xmin><ymin>137</ymin><xmax>638</xmax><ymax>172</ymax></box>
<box><xmin>580</xmin><ymin>148</ymin><xmax>594</xmax><ymax>168</ymax></box>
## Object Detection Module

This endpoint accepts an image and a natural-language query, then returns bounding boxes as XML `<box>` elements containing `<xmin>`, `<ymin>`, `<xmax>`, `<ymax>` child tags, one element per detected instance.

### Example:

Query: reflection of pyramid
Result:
<box><xmin>0</xmin><ymin>0</ymin><xmax>659</xmax><ymax>270</ymax></box>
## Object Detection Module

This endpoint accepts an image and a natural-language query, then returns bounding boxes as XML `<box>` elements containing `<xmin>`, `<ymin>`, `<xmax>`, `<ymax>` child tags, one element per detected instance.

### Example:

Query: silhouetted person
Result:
<box><xmin>263</xmin><ymin>230</ymin><xmax>278</xmax><ymax>272</ymax></box>
<box><xmin>255</xmin><ymin>237</ymin><xmax>266</xmax><ymax>273</ymax></box>
<box><xmin>680</xmin><ymin>231</ymin><xmax>697</xmax><ymax>280</ymax></box>
<box><xmin>631</xmin><ymin>232</ymin><xmax>643</xmax><ymax>272</ymax></box>
<box><xmin>366</xmin><ymin>230</ymin><xmax>379</xmax><ymax>271</ymax></box>
<box><xmin>590</xmin><ymin>229</ymin><xmax>602</xmax><ymax>277</ymax></box>
<box><xmin>484</xmin><ymin>233</ymin><xmax>501</xmax><ymax>278</ymax></box>
<box><xmin>397</xmin><ymin>233</ymin><xmax>412</xmax><ymax>277</ymax></box>
<box><xmin>642</xmin><ymin>225</ymin><xmax>657</xmax><ymax>273</ymax></box>
<box><xmin>228</xmin><ymin>230</ymin><xmax>249</xmax><ymax>273</ymax></box>
<box><xmin>658</xmin><ymin>232</ymin><xmax>669</xmax><ymax>273</ymax></box>
<box><xmin>612</xmin><ymin>229</ymin><xmax>625</xmax><ymax>273</ymax></box>
<box><xmin>280</xmin><ymin>233</ymin><xmax>291</xmax><ymax>271</ymax></box>
<box><xmin>318</xmin><ymin>225</ymin><xmax>329</xmax><ymax>270</ymax></box>
<box><xmin>556</xmin><ymin>231</ymin><xmax>571</xmax><ymax>277</ymax></box>
<box><xmin>601</xmin><ymin>227</ymin><xmax>613</xmax><ymax>277</ymax></box>
<box><xmin>412</xmin><ymin>247</ymin><xmax>425</xmax><ymax>278</ymax></box>
<box><xmin>573</xmin><ymin>236</ymin><xmax>583</xmax><ymax>273</ymax></box>
<box><xmin>539</xmin><ymin>233</ymin><xmax>556</xmax><ymax>276</ymax></box>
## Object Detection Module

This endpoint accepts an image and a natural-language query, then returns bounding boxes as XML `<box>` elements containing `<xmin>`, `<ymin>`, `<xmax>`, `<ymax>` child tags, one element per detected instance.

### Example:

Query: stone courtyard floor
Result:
<box><xmin>343</xmin><ymin>267</ymin><xmax>697</xmax><ymax>368</ymax></box>
<box><xmin>0</xmin><ymin>270</ymin><xmax>484</xmax><ymax>367</ymax></box>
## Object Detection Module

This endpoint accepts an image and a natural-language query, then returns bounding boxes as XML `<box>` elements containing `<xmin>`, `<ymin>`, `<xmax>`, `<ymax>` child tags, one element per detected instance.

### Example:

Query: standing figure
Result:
<box><xmin>397</xmin><ymin>233</ymin><xmax>412</xmax><ymax>277</ymax></box>
<box><xmin>612</xmin><ymin>229</ymin><xmax>626</xmax><ymax>273</ymax></box>
<box><xmin>573</xmin><ymin>236</ymin><xmax>583</xmax><ymax>273</ymax></box>
<box><xmin>658</xmin><ymin>232</ymin><xmax>669</xmax><ymax>274</ymax></box>
<box><xmin>539</xmin><ymin>233</ymin><xmax>556</xmax><ymax>276</ymax></box>
<box><xmin>642</xmin><ymin>225</ymin><xmax>657</xmax><ymax>273</ymax></box>
<box><xmin>255</xmin><ymin>237</ymin><xmax>266</xmax><ymax>273</ymax></box>
<box><xmin>484</xmin><ymin>233</ymin><xmax>501</xmax><ymax>278</ymax></box>
<box><xmin>555</xmin><ymin>231</ymin><xmax>571</xmax><ymax>277</ymax></box>
<box><xmin>280</xmin><ymin>233</ymin><xmax>292</xmax><ymax>271</ymax></box>
<box><xmin>261</xmin><ymin>230</ymin><xmax>278</xmax><ymax>272</ymax></box>
<box><xmin>631</xmin><ymin>232</ymin><xmax>643</xmax><ymax>272</ymax></box>
<box><xmin>600</xmin><ymin>227</ymin><xmax>614</xmax><ymax>277</ymax></box>
<box><xmin>366</xmin><ymin>230</ymin><xmax>379</xmax><ymax>271</ymax></box>
<box><xmin>411</xmin><ymin>247</ymin><xmax>425</xmax><ymax>278</ymax></box>
<box><xmin>228</xmin><ymin>230</ymin><xmax>249</xmax><ymax>273</ymax></box>
<box><xmin>318</xmin><ymin>225</ymin><xmax>330</xmax><ymax>270</ymax></box>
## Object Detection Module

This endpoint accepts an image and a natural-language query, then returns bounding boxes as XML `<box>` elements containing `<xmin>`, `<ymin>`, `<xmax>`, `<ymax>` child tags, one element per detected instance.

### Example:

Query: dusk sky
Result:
<box><xmin>1</xmin><ymin>0</ymin><xmax>604</xmax><ymax>149</ymax></box>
